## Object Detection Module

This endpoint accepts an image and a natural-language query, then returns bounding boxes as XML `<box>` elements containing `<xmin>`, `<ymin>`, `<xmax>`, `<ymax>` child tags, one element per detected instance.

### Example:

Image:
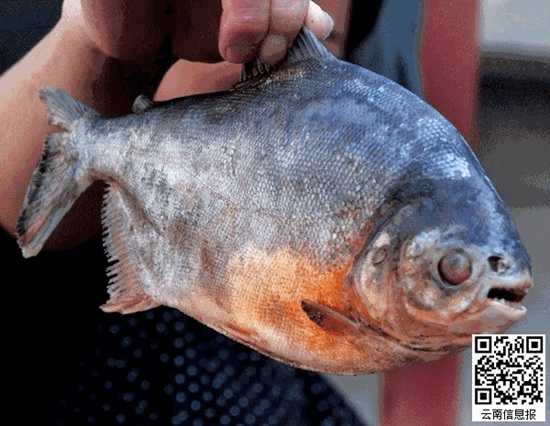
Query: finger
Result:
<box><xmin>258</xmin><ymin>0</ymin><xmax>309</xmax><ymax>64</ymax></box>
<box><xmin>219</xmin><ymin>0</ymin><xmax>270</xmax><ymax>63</ymax></box>
<box><xmin>258</xmin><ymin>1</ymin><xmax>334</xmax><ymax>64</ymax></box>
<box><xmin>170</xmin><ymin>1</ymin><xmax>224</xmax><ymax>63</ymax></box>
<box><xmin>305</xmin><ymin>1</ymin><xmax>334</xmax><ymax>41</ymax></box>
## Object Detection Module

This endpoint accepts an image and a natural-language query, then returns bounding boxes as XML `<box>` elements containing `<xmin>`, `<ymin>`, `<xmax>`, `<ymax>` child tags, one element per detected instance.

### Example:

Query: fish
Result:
<box><xmin>17</xmin><ymin>28</ymin><xmax>532</xmax><ymax>374</ymax></box>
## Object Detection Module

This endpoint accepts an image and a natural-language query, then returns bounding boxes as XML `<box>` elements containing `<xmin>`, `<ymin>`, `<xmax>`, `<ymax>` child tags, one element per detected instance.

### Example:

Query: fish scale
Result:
<box><xmin>17</xmin><ymin>28</ymin><xmax>532</xmax><ymax>374</ymax></box>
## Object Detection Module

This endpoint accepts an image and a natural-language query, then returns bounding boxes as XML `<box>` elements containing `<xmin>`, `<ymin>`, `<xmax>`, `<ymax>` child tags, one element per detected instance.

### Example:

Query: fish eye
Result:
<box><xmin>438</xmin><ymin>249</ymin><xmax>472</xmax><ymax>285</ymax></box>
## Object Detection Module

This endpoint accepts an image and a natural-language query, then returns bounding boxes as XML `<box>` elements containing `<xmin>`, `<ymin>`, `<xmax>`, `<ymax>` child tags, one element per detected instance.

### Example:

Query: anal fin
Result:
<box><xmin>101</xmin><ymin>184</ymin><xmax>160</xmax><ymax>314</ymax></box>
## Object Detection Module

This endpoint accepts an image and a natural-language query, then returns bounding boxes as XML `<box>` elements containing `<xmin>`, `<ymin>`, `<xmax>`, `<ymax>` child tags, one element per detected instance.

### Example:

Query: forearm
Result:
<box><xmin>0</xmin><ymin>18</ymin><xmax>172</xmax><ymax>244</ymax></box>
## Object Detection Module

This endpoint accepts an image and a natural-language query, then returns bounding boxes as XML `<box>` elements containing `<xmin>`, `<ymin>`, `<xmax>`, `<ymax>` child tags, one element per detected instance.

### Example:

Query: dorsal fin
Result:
<box><xmin>286</xmin><ymin>26</ymin><xmax>332</xmax><ymax>63</ymax></box>
<box><xmin>240</xmin><ymin>58</ymin><xmax>274</xmax><ymax>82</ymax></box>
<box><xmin>240</xmin><ymin>26</ymin><xmax>332</xmax><ymax>82</ymax></box>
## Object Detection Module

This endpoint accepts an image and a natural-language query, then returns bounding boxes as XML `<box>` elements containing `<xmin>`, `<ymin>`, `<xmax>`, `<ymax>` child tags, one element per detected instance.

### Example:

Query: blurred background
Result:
<box><xmin>327</xmin><ymin>1</ymin><xmax>550</xmax><ymax>425</ymax></box>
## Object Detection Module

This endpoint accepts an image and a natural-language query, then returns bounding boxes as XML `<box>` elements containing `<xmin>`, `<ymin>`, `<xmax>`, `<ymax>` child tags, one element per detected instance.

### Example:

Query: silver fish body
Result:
<box><xmin>17</xmin><ymin>29</ymin><xmax>532</xmax><ymax>374</ymax></box>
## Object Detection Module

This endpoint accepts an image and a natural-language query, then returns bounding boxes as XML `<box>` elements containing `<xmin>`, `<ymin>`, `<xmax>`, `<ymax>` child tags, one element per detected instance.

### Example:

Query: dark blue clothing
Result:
<box><xmin>3</xmin><ymin>230</ymin><xmax>362</xmax><ymax>425</ymax></box>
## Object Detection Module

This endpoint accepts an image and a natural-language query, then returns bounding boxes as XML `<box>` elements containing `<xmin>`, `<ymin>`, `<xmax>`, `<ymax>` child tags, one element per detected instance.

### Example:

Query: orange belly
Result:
<box><xmin>180</xmin><ymin>248</ymin><xmax>423</xmax><ymax>374</ymax></box>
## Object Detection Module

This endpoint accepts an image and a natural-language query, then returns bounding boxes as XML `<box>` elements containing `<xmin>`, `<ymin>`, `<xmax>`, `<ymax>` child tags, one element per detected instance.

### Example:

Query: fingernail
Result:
<box><xmin>322</xmin><ymin>12</ymin><xmax>334</xmax><ymax>40</ymax></box>
<box><xmin>259</xmin><ymin>34</ymin><xmax>287</xmax><ymax>64</ymax></box>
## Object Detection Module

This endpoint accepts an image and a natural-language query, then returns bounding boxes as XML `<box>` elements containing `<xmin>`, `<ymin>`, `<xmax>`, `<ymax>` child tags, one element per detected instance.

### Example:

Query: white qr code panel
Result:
<box><xmin>472</xmin><ymin>334</ymin><xmax>546</xmax><ymax>422</ymax></box>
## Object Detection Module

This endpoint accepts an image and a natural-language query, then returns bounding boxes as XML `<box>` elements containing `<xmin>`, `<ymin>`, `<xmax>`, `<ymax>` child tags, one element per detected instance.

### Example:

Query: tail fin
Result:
<box><xmin>17</xmin><ymin>87</ymin><xmax>98</xmax><ymax>258</ymax></box>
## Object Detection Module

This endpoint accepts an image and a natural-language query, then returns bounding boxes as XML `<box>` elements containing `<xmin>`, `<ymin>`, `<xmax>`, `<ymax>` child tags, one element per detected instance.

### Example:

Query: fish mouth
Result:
<box><xmin>483</xmin><ymin>273</ymin><xmax>531</xmax><ymax>317</ymax></box>
<box><xmin>487</xmin><ymin>286</ymin><xmax>527</xmax><ymax>305</ymax></box>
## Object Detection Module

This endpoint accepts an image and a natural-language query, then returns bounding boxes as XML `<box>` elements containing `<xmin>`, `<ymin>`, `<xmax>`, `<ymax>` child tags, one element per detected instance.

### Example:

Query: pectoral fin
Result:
<box><xmin>301</xmin><ymin>300</ymin><xmax>361</xmax><ymax>337</ymax></box>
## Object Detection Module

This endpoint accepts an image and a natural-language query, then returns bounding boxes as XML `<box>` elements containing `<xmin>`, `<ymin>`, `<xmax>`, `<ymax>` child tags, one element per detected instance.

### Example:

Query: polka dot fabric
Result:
<box><xmin>3</xmin><ymin>231</ymin><xmax>366</xmax><ymax>425</ymax></box>
<box><xmin>54</xmin><ymin>308</ymin><xmax>366</xmax><ymax>426</ymax></box>
<box><xmin>57</xmin><ymin>308</ymin><xmax>364</xmax><ymax>425</ymax></box>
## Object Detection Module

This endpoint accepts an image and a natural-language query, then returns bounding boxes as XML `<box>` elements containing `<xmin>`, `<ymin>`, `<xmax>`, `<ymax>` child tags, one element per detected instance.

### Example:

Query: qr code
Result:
<box><xmin>472</xmin><ymin>334</ymin><xmax>546</xmax><ymax>422</ymax></box>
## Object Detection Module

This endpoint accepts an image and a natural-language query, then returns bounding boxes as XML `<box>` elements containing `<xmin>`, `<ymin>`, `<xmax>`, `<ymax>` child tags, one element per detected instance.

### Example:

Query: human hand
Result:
<box><xmin>63</xmin><ymin>0</ymin><xmax>333</xmax><ymax>64</ymax></box>
<box><xmin>218</xmin><ymin>0</ymin><xmax>334</xmax><ymax>63</ymax></box>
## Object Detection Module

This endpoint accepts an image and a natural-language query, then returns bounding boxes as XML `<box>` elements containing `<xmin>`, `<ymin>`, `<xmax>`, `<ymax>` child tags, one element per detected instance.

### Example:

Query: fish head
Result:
<box><xmin>348</xmin><ymin>172</ymin><xmax>532</xmax><ymax>353</ymax></box>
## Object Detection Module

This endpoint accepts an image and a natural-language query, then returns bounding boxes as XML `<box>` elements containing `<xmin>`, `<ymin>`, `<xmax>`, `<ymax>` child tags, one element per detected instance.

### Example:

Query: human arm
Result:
<box><xmin>0</xmin><ymin>0</ymin><xmax>333</xmax><ymax>247</ymax></box>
